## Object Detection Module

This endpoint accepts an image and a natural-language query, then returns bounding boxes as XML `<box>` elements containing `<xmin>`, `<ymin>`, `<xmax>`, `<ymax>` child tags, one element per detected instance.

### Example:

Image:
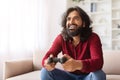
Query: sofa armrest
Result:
<box><xmin>3</xmin><ymin>59</ymin><xmax>33</xmax><ymax>80</ymax></box>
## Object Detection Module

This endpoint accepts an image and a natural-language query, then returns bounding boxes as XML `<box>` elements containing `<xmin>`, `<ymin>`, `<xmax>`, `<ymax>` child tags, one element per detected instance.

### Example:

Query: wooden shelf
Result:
<box><xmin>67</xmin><ymin>0</ymin><xmax>120</xmax><ymax>50</ymax></box>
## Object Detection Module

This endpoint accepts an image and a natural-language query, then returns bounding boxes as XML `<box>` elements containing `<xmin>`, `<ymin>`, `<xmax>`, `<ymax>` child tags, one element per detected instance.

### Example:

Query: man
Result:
<box><xmin>40</xmin><ymin>6</ymin><xmax>106</xmax><ymax>80</ymax></box>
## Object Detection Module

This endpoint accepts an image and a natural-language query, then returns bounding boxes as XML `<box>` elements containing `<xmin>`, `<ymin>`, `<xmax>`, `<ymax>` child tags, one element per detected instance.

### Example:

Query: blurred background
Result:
<box><xmin>0</xmin><ymin>0</ymin><xmax>120</xmax><ymax>79</ymax></box>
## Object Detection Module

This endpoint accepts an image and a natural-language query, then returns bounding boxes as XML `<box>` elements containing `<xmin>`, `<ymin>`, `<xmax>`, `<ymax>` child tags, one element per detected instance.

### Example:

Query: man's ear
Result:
<box><xmin>82</xmin><ymin>22</ymin><xmax>85</xmax><ymax>27</ymax></box>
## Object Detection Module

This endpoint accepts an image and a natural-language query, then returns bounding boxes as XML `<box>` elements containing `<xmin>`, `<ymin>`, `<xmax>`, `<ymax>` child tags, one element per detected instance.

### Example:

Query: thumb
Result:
<box><xmin>63</xmin><ymin>54</ymin><xmax>71</xmax><ymax>59</ymax></box>
<box><xmin>49</xmin><ymin>54</ymin><xmax>54</xmax><ymax>57</ymax></box>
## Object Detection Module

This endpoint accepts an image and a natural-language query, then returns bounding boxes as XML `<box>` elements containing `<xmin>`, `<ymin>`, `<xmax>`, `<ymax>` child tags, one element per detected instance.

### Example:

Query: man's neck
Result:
<box><xmin>72</xmin><ymin>35</ymin><xmax>80</xmax><ymax>46</ymax></box>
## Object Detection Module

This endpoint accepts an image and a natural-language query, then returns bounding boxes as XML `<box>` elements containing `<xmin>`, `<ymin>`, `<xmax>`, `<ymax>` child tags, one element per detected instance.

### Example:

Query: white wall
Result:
<box><xmin>42</xmin><ymin>0</ymin><xmax>67</xmax><ymax>50</ymax></box>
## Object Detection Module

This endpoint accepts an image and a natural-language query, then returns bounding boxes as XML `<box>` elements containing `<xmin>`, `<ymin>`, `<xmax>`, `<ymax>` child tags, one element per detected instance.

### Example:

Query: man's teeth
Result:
<box><xmin>69</xmin><ymin>25</ymin><xmax>76</xmax><ymax>29</ymax></box>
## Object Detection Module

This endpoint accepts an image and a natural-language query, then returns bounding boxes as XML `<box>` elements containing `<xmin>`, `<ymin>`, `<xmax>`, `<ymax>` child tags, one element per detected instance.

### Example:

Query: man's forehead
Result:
<box><xmin>67</xmin><ymin>12</ymin><xmax>80</xmax><ymax>19</ymax></box>
<box><xmin>68</xmin><ymin>11</ymin><xmax>80</xmax><ymax>16</ymax></box>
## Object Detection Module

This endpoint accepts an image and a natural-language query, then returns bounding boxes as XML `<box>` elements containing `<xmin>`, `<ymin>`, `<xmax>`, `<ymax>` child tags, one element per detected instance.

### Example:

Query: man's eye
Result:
<box><xmin>74</xmin><ymin>17</ymin><xmax>80</xmax><ymax>20</ymax></box>
<box><xmin>67</xmin><ymin>18</ymin><xmax>70</xmax><ymax>21</ymax></box>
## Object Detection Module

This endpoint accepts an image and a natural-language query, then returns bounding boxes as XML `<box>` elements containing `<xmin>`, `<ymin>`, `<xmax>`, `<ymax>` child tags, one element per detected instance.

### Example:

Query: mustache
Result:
<box><xmin>67</xmin><ymin>24</ymin><xmax>83</xmax><ymax>30</ymax></box>
<box><xmin>68</xmin><ymin>24</ymin><xmax>78</xmax><ymax>29</ymax></box>
<box><xmin>66</xmin><ymin>26</ymin><xmax>84</xmax><ymax>37</ymax></box>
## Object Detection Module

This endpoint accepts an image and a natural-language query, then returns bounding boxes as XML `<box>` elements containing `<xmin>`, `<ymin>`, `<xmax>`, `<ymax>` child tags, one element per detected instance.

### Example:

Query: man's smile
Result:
<box><xmin>68</xmin><ymin>25</ymin><xmax>77</xmax><ymax>31</ymax></box>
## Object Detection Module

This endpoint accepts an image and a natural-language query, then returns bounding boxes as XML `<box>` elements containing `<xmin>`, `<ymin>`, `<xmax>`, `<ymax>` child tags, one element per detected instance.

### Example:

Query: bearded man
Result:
<box><xmin>40</xmin><ymin>6</ymin><xmax>106</xmax><ymax>80</ymax></box>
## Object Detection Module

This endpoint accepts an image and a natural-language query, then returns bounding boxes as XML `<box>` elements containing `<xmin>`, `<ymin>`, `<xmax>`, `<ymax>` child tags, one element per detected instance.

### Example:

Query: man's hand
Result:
<box><xmin>44</xmin><ymin>55</ymin><xmax>56</xmax><ymax>71</ymax></box>
<box><xmin>62</xmin><ymin>54</ymin><xmax>83</xmax><ymax>72</ymax></box>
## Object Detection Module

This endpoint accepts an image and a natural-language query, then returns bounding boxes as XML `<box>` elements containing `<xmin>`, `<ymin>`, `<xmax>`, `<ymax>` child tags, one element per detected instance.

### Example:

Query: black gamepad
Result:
<box><xmin>47</xmin><ymin>56</ymin><xmax>67</xmax><ymax>64</ymax></box>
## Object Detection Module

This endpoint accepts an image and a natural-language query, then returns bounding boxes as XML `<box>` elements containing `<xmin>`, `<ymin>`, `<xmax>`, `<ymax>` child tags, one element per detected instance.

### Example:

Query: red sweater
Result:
<box><xmin>42</xmin><ymin>33</ymin><xmax>103</xmax><ymax>74</ymax></box>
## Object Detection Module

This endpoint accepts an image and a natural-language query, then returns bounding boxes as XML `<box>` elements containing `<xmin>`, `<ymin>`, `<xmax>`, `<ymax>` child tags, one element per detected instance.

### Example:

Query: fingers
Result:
<box><xmin>44</xmin><ymin>58</ymin><xmax>56</xmax><ymax>71</ymax></box>
<box><xmin>63</xmin><ymin>54</ymin><xmax>71</xmax><ymax>59</ymax></box>
<box><xmin>49</xmin><ymin>54</ymin><xmax>53</xmax><ymax>57</ymax></box>
<box><xmin>44</xmin><ymin>63</ymin><xmax>55</xmax><ymax>71</ymax></box>
<box><xmin>44</xmin><ymin>54</ymin><xmax>56</xmax><ymax>71</ymax></box>
<box><xmin>45</xmin><ymin>62</ymin><xmax>55</xmax><ymax>67</ymax></box>
<box><xmin>44</xmin><ymin>54</ymin><xmax>72</xmax><ymax>71</ymax></box>
<box><xmin>44</xmin><ymin>54</ymin><xmax>54</xmax><ymax>65</ymax></box>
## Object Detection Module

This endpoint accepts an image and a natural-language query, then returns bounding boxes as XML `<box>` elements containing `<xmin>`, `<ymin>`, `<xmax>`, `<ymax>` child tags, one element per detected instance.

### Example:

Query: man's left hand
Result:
<box><xmin>62</xmin><ymin>54</ymin><xmax>83</xmax><ymax>72</ymax></box>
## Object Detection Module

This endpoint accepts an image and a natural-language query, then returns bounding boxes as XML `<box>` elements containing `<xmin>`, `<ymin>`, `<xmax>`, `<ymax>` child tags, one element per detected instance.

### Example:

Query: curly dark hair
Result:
<box><xmin>61</xmin><ymin>6</ymin><xmax>92</xmax><ymax>42</ymax></box>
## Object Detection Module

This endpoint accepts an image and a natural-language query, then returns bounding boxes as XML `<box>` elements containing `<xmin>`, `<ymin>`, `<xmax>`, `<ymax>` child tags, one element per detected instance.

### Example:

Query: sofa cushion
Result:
<box><xmin>6</xmin><ymin>70</ymin><xmax>40</xmax><ymax>80</ymax></box>
<box><xmin>4</xmin><ymin>59</ymin><xmax>33</xmax><ymax>79</ymax></box>
<box><xmin>103</xmin><ymin>51</ymin><xmax>120</xmax><ymax>75</ymax></box>
<box><xmin>107</xmin><ymin>75</ymin><xmax>120</xmax><ymax>80</ymax></box>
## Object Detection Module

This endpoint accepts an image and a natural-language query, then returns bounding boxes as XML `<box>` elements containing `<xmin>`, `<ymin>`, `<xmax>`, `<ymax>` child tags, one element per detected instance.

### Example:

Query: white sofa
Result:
<box><xmin>3</xmin><ymin>50</ymin><xmax>120</xmax><ymax>80</ymax></box>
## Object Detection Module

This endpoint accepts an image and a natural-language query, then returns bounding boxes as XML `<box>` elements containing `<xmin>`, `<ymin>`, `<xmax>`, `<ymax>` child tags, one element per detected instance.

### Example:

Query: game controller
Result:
<box><xmin>47</xmin><ymin>56</ymin><xmax>67</xmax><ymax>64</ymax></box>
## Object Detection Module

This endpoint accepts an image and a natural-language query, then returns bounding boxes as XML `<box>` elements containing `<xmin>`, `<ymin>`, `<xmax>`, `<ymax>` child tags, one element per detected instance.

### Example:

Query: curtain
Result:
<box><xmin>0</xmin><ymin>0</ymin><xmax>67</xmax><ymax>79</ymax></box>
<box><xmin>0</xmin><ymin>0</ymin><xmax>40</xmax><ymax>58</ymax></box>
<box><xmin>0</xmin><ymin>0</ymin><xmax>48</xmax><ymax>79</ymax></box>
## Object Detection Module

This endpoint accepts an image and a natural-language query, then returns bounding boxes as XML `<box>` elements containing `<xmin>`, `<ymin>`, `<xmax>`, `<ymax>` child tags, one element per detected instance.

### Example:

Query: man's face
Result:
<box><xmin>66</xmin><ymin>10</ymin><xmax>83</xmax><ymax>36</ymax></box>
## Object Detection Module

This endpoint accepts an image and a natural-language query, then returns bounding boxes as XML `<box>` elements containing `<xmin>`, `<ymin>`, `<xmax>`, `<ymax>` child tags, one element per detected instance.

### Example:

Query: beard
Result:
<box><xmin>61</xmin><ymin>24</ymin><xmax>92</xmax><ymax>42</ymax></box>
<box><xmin>66</xmin><ymin>25</ymin><xmax>83</xmax><ymax>37</ymax></box>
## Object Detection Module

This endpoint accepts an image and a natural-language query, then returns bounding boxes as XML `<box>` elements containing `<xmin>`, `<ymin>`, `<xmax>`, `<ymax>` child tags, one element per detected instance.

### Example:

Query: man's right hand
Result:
<box><xmin>44</xmin><ymin>56</ymin><xmax>56</xmax><ymax>71</ymax></box>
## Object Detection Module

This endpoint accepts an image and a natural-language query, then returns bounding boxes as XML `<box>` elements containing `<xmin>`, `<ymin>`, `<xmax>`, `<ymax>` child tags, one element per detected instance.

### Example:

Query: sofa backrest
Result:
<box><xmin>33</xmin><ymin>50</ymin><xmax>120</xmax><ymax>75</ymax></box>
<box><xmin>102</xmin><ymin>50</ymin><xmax>120</xmax><ymax>75</ymax></box>
<box><xmin>33</xmin><ymin>50</ymin><xmax>45</xmax><ymax>70</ymax></box>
